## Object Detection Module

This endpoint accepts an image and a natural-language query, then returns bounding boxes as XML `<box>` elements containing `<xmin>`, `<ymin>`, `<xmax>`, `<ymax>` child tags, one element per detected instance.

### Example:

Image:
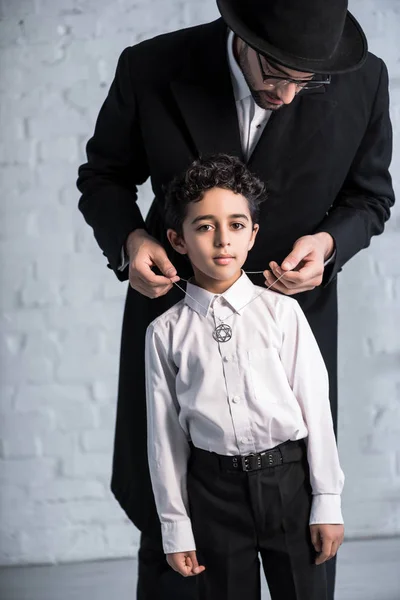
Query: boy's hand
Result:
<box><xmin>310</xmin><ymin>524</ymin><xmax>344</xmax><ymax>565</ymax></box>
<box><xmin>166</xmin><ymin>551</ymin><xmax>206</xmax><ymax>577</ymax></box>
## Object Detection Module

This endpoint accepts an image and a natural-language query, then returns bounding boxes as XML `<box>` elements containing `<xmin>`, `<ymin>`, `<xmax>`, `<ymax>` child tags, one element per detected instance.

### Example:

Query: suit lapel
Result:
<box><xmin>170</xmin><ymin>19</ymin><xmax>243</xmax><ymax>160</ymax></box>
<box><xmin>171</xmin><ymin>19</ymin><xmax>339</xmax><ymax>182</ymax></box>
<box><xmin>248</xmin><ymin>88</ymin><xmax>338</xmax><ymax>177</ymax></box>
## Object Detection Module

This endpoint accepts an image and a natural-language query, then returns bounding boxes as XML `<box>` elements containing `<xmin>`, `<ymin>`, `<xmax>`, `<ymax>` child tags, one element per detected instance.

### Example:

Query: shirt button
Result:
<box><xmin>224</xmin><ymin>355</ymin><xmax>230</xmax><ymax>362</ymax></box>
<box><xmin>232</xmin><ymin>396</ymin><xmax>240</xmax><ymax>404</ymax></box>
<box><xmin>240</xmin><ymin>436</ymin><xmax>248</xmax><ymax>443</ymax></box>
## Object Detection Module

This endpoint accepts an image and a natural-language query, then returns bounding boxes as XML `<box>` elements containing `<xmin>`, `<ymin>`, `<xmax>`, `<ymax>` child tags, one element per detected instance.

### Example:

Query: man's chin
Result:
<box><xmin>265</xmin><ymin>103</ymin><xmax>284</xmax><ymax>111</ymax></box>
<box><xmin>252</xmin><ymin>91</ymin><xmax>284</xmax><ymax>111</ymax></box>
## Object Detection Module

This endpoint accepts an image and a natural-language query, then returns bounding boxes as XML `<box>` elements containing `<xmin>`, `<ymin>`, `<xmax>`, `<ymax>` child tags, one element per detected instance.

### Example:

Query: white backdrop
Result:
<box><xmin>0</xmin><ymin>0</ymin><xmax>399</xmax><ymax>565</ymax></box>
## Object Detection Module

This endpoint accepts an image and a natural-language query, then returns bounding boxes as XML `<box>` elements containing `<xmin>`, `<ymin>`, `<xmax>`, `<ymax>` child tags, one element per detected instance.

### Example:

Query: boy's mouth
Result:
<box><xmin>213</xmin><ymin>254</ymin><xmax>235</xmax><ymax>265</ymax></box>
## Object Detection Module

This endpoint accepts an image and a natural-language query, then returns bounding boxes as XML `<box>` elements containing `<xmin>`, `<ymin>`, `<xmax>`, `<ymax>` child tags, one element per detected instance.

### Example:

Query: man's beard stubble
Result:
<box><xmin>237</xmin><ymin>44</ymin><xmax>284</xmax><ymax>112</ymax></box>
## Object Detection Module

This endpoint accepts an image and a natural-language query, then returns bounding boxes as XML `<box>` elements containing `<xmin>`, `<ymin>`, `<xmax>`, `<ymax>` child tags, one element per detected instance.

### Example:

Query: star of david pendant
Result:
<box><xmin>213</xmin><ymin>323</ymin><xmax>232</xmax><ymax>343</ymax></box>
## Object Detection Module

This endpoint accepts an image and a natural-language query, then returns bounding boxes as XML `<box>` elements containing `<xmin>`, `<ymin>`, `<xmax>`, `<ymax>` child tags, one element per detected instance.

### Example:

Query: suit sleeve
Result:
<box><xmin>316</xmin><ymin>59</ymin><xmax>395</xmax><ymax>286</ymax></box>
<box><xmin>77</xmin><ymin>47</ymin><xmax>149</xmax><ymax>281</ymax></box>
<box><xmin>145</xmin><ymin>324</ymin><xmax>196</xmax><ymax>554</ymax></box>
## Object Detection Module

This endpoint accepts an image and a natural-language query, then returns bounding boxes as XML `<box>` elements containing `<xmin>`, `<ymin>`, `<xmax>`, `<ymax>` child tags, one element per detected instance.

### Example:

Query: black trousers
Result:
<box><xmin>187</xmin><ymin>441</ymin><xmax>327</xmax><ymax>600</ymax></box>
<box><xmin>136</xmin><ymin>444</ymin><xmax>337</xmax><ymax>600</ymax></box>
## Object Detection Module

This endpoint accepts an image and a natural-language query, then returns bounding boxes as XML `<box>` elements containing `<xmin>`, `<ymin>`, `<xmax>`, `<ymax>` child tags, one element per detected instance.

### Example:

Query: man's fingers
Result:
<box><xmin>267</xmin><ymin>268</ymin><xmax>303</xmax><ymax>289</ymax></box>
<box><xmin>277</xmin><ymin>233</ymin><xmax>332</xmax><ymax>274</ymax></box>
<box><xmin>281</xmin><ymin>237</ymin><xmax>316</xmax><ymax>271</ymax></box>
<box><xmin>268</xmin><ymin>261</ymin><xmax>322</xmax><ymax>285</ymax></box>
<box><xmin>129</xmin><ymin>277</ymin><xmax>174</xmax><ymax>298</ymax></box>
<box><xmin>129</xmin><ymin>252</ymin><xmax>181</xmax><ymax>297</ymax></box>
<box><xmin>131</xmin><ymin>240</ymin><xmax>180</xmax><ymax>288</ymax></box>
<box><xmin>152</xmin><ymin>252</ymin><xmax>179</xmax><ymax>279</ymax></box>
<box><xmin>129</xmin><ymin>278</ymin><xmax>151</xmax><ymax>296</ymax></box>
<box><xmin>281</xmin><ymin>250</ymin><xmax>309</xmax><ymax>271</ymax></box>
<box><xmin>127</xmin><ymin>230</ymin><xmax>179</xmax><ymax>286</ymax></box>
<box><xmin>134</xmin><ymin>261</ymin><xmax>179</xmax><ymax>287</ymax></box>
<box><xmin>264</xmin><ymin>274</ymin><xmax>319</xmax><ymax>295</ymax></box>
<box><xmin>264</xmin><ymin>255</ymin><xmax>323</xmax><ymax>292</ymax></box>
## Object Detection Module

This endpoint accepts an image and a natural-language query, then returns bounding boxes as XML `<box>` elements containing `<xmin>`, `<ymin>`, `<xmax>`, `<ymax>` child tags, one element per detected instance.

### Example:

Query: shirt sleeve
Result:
<box><xmin>145</xmin><ymin>323</ymin><xmax>196</xmax><ymax>554</ymax></box>
<box><xmin>323</xmin><ymin>248</ymin><xmax>336</xmax><ymax>267</ymax></box>
<box><xmin>277</xmin><ymin>299</ymin><xmax>345</xmax><ymax>525</ymax></box>
<box><xmin>118</xmin><ymin>245</ymin><xmax>130</xmax><ymax>271</ymax></box>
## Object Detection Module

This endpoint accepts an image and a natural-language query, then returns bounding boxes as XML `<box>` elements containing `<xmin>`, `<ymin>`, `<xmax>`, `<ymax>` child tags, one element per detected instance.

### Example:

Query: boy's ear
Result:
<box><xmin>167</xmin><ymin>229</ymin><xmax>188</xmax><ymax>255</ymax></box>
<box><xmin>248</xmin><ymin>223</ymin><xmax>259</xmax><ymax>251</ymax></box>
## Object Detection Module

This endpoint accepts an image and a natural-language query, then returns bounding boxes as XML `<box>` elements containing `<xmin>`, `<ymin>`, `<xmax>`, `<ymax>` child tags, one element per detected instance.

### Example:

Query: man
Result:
<box><xmin>77</xmin><ymin>1</ymin><xmax>394</xmax><ymax>598</ymax></box>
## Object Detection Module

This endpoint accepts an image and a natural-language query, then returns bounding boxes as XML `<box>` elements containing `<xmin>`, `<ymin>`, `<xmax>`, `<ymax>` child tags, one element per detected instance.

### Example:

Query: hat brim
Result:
<box><xmin>217</xmin><ymin>0</ymin><xmax>368</xmax><ymax>74</ymax></box>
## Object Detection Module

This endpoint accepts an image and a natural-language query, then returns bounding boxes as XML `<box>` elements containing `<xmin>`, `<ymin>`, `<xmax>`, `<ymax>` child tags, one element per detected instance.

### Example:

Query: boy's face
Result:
<box><xmin>167</xmin><ymin>187</ymin><xmax>259</xmax><ymax>293</ymax></box>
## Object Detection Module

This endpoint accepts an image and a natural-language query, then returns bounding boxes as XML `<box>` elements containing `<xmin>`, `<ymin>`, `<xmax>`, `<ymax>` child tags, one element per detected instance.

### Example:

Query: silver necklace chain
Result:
<box><xmin>171</xmin><ymin>270</ymin><xmax>287</xmax><ymax>326</ymax></box>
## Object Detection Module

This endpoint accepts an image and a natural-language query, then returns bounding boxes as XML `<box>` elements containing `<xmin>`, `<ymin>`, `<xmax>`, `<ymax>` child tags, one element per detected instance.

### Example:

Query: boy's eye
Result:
<box><xmin>196</xmin><ymin>223</ymin><xmax>246</xmax><ymax>232</ymax></box>
<box><xmin>232</xmin><ymin>222</ymin><xmax>245</xmax><ymax>230</ymax></box>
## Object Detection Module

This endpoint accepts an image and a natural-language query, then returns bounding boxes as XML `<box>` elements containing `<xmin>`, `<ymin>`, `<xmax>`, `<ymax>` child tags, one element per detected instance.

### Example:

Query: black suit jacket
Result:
<box><xmin>77</xmin><ymin>19</ymin><xmax>394</xmax><ymax>532</ymax></box>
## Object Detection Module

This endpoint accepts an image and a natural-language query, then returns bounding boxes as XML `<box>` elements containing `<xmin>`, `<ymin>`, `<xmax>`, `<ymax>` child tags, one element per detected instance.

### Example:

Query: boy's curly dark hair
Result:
<box><xmin>164</xmin><ymin>154</ymin><xmax>267</xmax><ymax>236</ymax></box>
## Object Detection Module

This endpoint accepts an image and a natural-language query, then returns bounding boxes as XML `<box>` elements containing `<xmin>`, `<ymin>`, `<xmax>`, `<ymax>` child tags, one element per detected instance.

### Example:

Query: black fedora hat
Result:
<box><xmin>217</xmin><ymin>0</ymin><xmax>368</xmax><ymax>74</ymax></box>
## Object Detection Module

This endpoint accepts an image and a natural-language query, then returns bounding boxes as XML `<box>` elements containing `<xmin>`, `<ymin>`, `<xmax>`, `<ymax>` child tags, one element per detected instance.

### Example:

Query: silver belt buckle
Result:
<box><xmin>241</xmin><ymin>453</ymin><xmax>261</xmax><ymax>471</ymax></box>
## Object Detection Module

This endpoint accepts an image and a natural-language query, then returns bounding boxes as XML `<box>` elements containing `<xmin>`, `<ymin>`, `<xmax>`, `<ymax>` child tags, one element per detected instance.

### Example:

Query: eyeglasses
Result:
<box><xmin>256</xmin><ymin>53</ymin><xmax>331</xmax><ymax>90</ymax></box>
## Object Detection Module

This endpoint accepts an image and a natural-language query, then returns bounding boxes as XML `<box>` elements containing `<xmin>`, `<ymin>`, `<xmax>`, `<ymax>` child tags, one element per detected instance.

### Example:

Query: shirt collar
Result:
<box><xmin>184</xmin><ymin>271</ymin><xmax>256</xmax><ymax>318</ymax></box>
<box><xmin>227</xmin><ymin>29</ymin><xmax>252</xmax><ymax>103</ymax></box>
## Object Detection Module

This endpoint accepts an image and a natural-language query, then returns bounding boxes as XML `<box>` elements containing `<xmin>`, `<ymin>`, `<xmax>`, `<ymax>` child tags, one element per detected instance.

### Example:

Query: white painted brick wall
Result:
<box><xmin>0</xmin><ymin>0</ymin><xmax>399</xmax><ymax>565</ymax></box>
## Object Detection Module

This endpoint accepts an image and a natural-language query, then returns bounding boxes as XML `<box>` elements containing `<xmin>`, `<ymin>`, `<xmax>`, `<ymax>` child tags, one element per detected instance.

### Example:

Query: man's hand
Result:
<box><xmin>167</xmin><ymin>550</ymin><xmax>206</xmax><ymax>577</ymax></box>
<box><xmin>263</xmin><ymin>233</ymin><xmax>335</xmax><ymax>295</ymax></box>
<box><xmin>310</xmin><ymin>524</ymin><xmax>344</xmax><ymax>565</ymax></box>
<box><xmin>126</xmin><ymin>229</ymin><xmax>180</xmax><ymax>298</ymax></box>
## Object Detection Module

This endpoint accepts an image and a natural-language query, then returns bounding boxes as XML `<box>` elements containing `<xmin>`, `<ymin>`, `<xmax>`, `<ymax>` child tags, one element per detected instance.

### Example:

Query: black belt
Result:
<box><xmin>190</xmin><ymin>439</ymin><xmax>305</xmax><ymax>473</ymax></box>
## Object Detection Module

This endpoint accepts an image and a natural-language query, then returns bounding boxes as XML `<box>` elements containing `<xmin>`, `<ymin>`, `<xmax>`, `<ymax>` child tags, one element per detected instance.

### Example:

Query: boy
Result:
<box><xmin>145</xmin><ymin>154</ymin><xmax>344</xmax><ymax>600</ymax></box>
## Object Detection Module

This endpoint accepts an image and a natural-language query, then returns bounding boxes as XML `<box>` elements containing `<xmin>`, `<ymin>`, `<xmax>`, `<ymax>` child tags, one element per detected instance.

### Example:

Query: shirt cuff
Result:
<box><xmin>309</xmin><ymin>494</ymin><xmax>343</xmax><ymax>525</ymax></box>
<box><xmin>323</xmin><ymin>249</ymin><xmax>336</xmax><ymax>267</ymax></box>
<box><xmin>118</xmin><ymin>245</ymin><xmax>129</xmax><ymax>271</ymax></box>
<box><xmin>161</xmin><ymin>520</ymin><xmax>196</xmax><ymax>554</ymax></box>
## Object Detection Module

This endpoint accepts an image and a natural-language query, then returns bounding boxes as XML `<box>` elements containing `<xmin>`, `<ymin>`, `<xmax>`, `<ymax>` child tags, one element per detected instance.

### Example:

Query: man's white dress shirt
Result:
<box><xmin>145</xmin><ymin>272</ymin><xmax>344</xmax><ymax>554</ymax></box>
<box><xmin>227</xmin><ymin>29</ymin><xmax>272</xmax><ymax>160</ymax></box>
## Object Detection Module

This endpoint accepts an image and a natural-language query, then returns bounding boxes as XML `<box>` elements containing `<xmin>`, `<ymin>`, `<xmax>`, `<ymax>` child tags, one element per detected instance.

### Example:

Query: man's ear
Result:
<box><xmin>248</xmin><ymin>223</ymin><xmax>259</xmax><ymax>251</ymax></box>
<box><xmin>167</xmin><ymin>229</ymin><xmax>188</xmax><ymax>255</ymax></box>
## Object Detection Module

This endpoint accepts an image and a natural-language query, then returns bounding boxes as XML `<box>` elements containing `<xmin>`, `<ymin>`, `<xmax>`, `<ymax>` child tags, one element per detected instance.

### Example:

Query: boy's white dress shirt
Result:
<box><xmin>145</xmin><ymin>272</ymin><xmax>344</xmax><ymax>554</ymax></box>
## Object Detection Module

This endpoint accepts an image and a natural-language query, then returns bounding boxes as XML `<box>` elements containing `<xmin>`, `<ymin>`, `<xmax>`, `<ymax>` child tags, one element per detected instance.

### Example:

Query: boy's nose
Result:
<box><xmin>215</xmin><ymin>233</ymin><xmax>231</xmax><ymax>247</ymax></box>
